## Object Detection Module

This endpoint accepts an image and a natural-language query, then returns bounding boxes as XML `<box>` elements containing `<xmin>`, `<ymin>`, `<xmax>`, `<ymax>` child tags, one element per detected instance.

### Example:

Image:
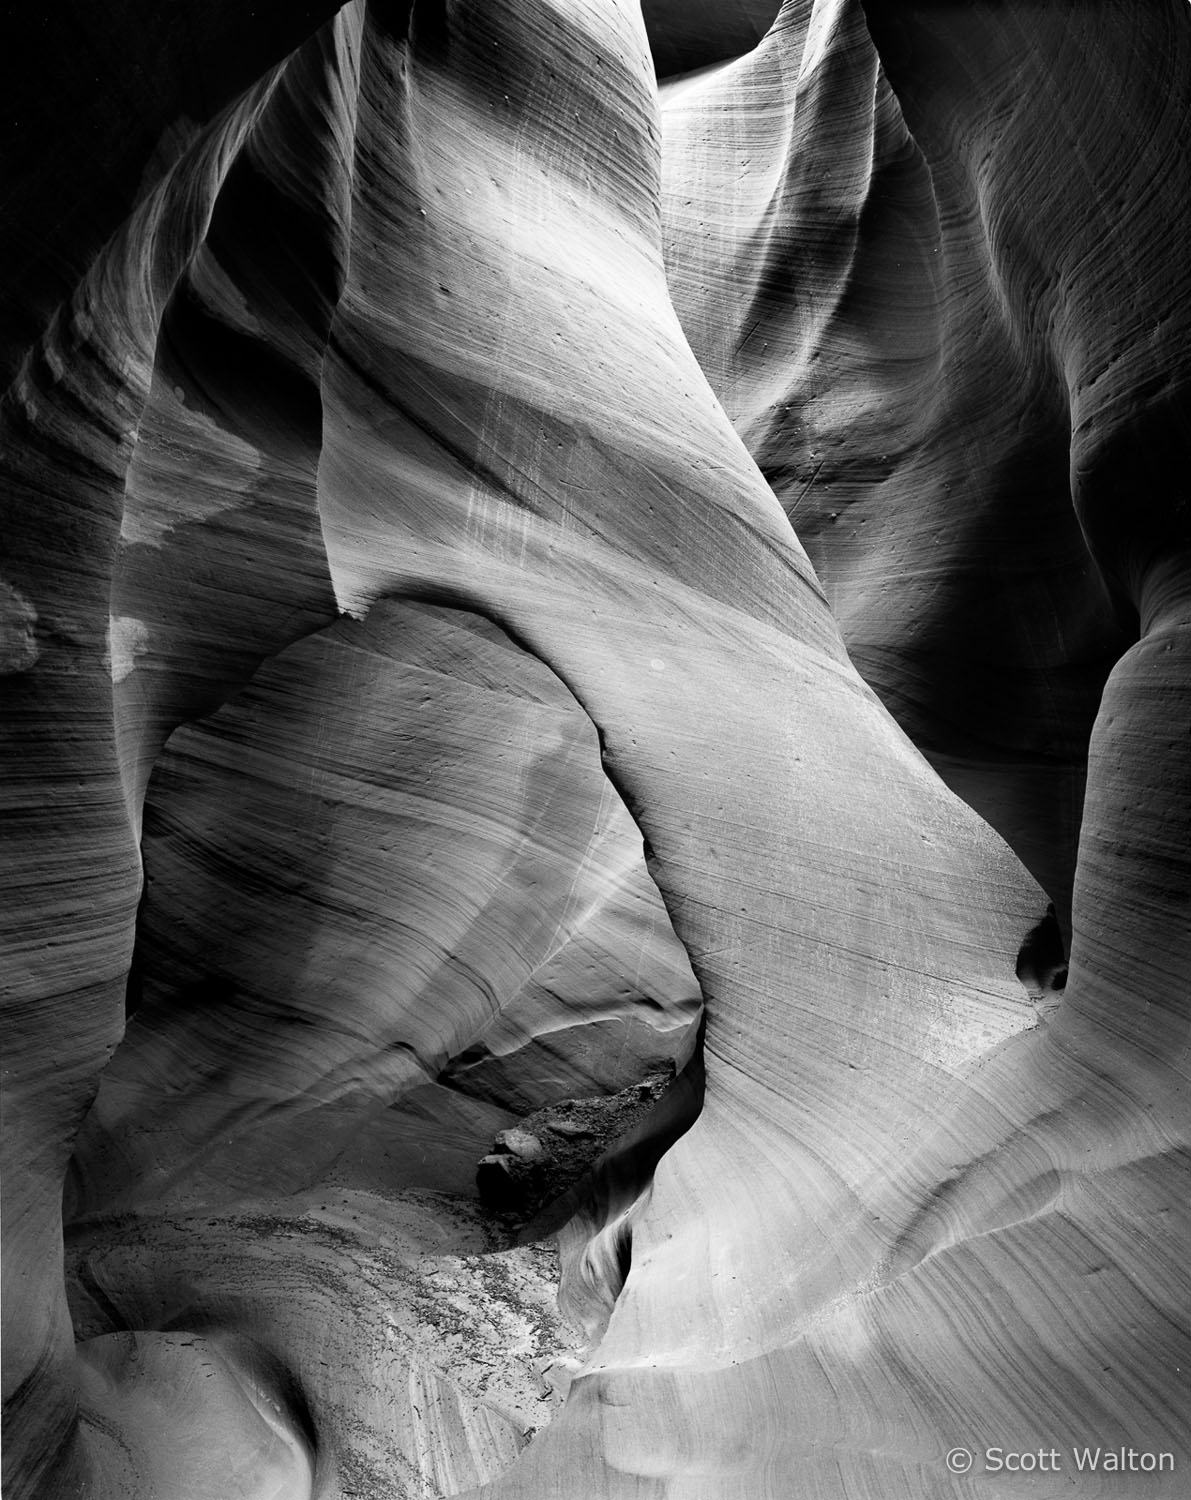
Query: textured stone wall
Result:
<box><xmin>3</xmin><ymin>3</ymin><xmax>1189</xmax><ymax>1497</ymax></box>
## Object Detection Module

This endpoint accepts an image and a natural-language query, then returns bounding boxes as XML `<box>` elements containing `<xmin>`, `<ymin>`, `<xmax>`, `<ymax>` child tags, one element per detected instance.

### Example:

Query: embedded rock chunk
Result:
<box><xmin>476</xmin><ymin>1069</ymin><xmax>677</xmax><ymax>1218</ymax></box>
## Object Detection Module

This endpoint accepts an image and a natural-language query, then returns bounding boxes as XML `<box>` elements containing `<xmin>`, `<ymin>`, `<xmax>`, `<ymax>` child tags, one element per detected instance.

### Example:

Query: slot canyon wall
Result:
<box><xmin>2</xmin><ymin>1</ymin><xmax>1189</xmax><ymax>1497</ymax></box>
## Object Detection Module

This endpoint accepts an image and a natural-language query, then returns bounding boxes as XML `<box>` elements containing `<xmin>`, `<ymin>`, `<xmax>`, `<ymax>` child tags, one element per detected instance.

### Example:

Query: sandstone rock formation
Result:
<box><xmin>3</xmin><ymin>2</ymin><xmax>1189</xmax><ymax>1497</ymax></box>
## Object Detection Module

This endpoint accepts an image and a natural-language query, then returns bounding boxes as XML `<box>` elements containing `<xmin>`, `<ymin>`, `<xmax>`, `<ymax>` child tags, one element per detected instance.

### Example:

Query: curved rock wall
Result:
<box><xmin>69</xmin><ymin>599</ymin><xmax>699</xmax><ymax>1220</ymax></box>
<box><xmin>3</xmin><ymin>2</ymin><xmax>1189</xmax><ymax>1497</ymax></box>
<box><xmin>658</xmin><ymin>0</ymin><xmax>1140</xmax><ymax>929</ymax></box>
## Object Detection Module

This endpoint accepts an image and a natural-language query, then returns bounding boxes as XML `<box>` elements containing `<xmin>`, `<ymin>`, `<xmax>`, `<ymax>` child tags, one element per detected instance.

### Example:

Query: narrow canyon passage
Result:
<box><xmin>2</xmin><ymin>3</ymin><xmax>1189</xmax><ymax>1498</ymax></box>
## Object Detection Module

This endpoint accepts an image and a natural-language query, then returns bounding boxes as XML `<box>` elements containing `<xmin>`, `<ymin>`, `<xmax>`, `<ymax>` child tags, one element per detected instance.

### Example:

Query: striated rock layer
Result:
<box><xmin>2</xmin><ymin>2</ymin><xmax>1189</xmax><ymax>1498</ymax></box>
<box><xmin>659</xmin><ymin>0</ymin><xmax>1143</xmax><ymax>932</ymax></box>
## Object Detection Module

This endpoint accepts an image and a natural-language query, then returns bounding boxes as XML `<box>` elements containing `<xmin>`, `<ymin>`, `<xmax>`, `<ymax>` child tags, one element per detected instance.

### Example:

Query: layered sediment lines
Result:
<box><xmin>658</xmin><ymin>0</ymin><xmax>1146</xmax><ymax>928</ymax></box>
<box><xmin>3</xmin><ymin>2</ymin><xmax>1189</xmax><ymax>1498</ymax></box>
<box><xmin>69</xmin><ymin>600</ymin><xmax>700</xmax><ymax>1220</ymax></box>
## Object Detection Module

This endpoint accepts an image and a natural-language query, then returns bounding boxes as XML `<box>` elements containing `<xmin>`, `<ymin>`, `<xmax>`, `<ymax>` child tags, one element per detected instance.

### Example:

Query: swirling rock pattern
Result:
<box><xmin>68</xmin><ymin>599</ymin><xmax>699</xmax><ymax>1221</ymax></box>
<box><xmin>659</xmin><ymin>0</ymin><xmax>1141</xmax><ymax>932</ymax></box>
<box><xmin>2</xmin><ymin>2</ymin><xmax>1189</xmax><ymax>1498</ymax></box>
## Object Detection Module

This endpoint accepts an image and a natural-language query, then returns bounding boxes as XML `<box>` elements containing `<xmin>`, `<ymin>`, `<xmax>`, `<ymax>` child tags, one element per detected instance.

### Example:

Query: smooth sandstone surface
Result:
<box><xmin>2</xmin><ymin>2</ymin><xmax>1189</xmax><ymax>1498</ymax></box>
<box><xmin>659</xmin><ymin>0</ymin><xmax>1141</xmax><ymax>931</ymax></box>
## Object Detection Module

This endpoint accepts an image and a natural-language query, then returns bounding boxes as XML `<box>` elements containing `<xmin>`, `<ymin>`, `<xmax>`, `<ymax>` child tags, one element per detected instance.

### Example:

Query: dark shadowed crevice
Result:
<box><xmin>1015</xmin><ymin>903</ymin><xmax>1068</xmax><ymax>993</ymax></box>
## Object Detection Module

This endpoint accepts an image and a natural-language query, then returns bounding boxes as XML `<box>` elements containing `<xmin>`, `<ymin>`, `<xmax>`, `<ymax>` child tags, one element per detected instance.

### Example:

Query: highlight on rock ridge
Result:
<box><xmin>2</xmin><ymin>1</ymin><xmax>1189</xmax><ymax>1497</ymax></box>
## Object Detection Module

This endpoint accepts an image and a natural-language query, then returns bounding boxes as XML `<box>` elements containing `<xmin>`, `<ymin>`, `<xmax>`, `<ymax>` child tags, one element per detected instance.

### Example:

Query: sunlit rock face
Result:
<box><xmin>659</xmin><ymin>0</ymin><xmax>1146</xmax><ymax>932</ymax></box>
<box><xmin>3</xmin><ymin>2</ymin><xmax>1190</xmax><ymax>1499</ymax></box>
<box><xmin>68</xmin><ymin>599</ymin><xmax>700</xmax><ymax>1222</ymax></box>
